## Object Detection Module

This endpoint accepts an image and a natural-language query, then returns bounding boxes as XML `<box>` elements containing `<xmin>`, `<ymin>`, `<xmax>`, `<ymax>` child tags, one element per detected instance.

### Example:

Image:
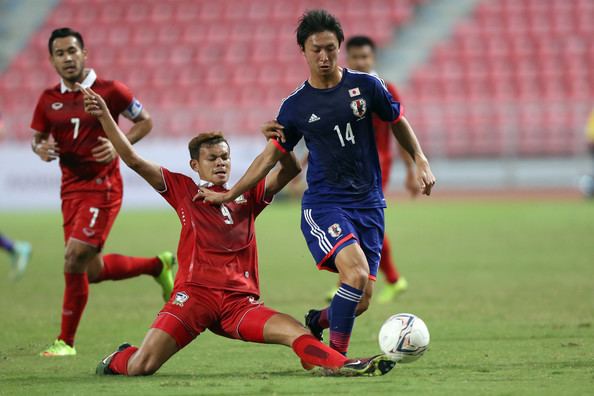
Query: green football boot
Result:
<box><xmin>377</xmin><ymin>277</ymin><xmax>408</xmax><ymax>304</ymax></box>
<box><xmin>155</xmin><ymin>251</ymin><xmax>176</xmax><ymax>302</ymax></box>
<box><xmin>40</xmin><ymin>339</ymin><xmax>76</xmax><ymax>357</ymax></box>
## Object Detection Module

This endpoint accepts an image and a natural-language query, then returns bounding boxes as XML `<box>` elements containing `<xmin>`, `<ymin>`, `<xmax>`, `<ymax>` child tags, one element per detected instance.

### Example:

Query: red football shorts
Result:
<box><xmin>151</xmin><ymin>284</ymin><xmax>278</xmax><ymax>348</ymax></box>
<box><xmin>61</xmin><ymin>194</ymin><xmax>122</xmax><ymax>250</ymax></box>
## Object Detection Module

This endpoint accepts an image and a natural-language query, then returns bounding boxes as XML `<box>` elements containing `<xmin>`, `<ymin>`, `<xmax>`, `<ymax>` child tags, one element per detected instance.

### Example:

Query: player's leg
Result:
<box><xmin>300</xmin><ymin>208</ymin><xmax>368</xmax><ymax>354</ymax></box>
<box><xmin>0</xmin><ymin>233</ymin><xmax>31</xmax><ymax>280</ymax></box>
<box><xmin>326</xmin><ymin>243</ymin><xmax>369</xmax><ymax>354</ymax></box>
<box><xmin>0</xmin><ymin>233</ymin><xmax>15</xmax><ymax>254</ymax></box>
<box><xmin>40</xmin><ymin>238</ymin><xmax>97</xmax><ymax>356</ymax></box>
<box><xmin>42</xmin><ymin>198</ymin><xmax>110</xmax><ymax>355</ymax></box>
<box><xmin>83</xmin><ymin>200</ymin><xmax>175</xmax><ymax>301</ymax></box>
<box><xmin>231</xmin><ymin>302</ymin><xmax>396</xmax><ymax>376</ymax></box>
<box><xmin>99</xmin><ymin>285</ymin><xmax>214</xmax><ymax>376</ymax></box>
<box><xmin>262</xmin><ymin>313</ymin><xmax>348</xmax><ymax>370</ymax></box>
<box><xmin>377</xmin><ymin>235</ymin><xmax>408</xmax><ymax>303</ymax></box>
<box><xmin>99</xmin><ymin>328</ymin><xmax>180</xmax><ymax>376</ymax></box>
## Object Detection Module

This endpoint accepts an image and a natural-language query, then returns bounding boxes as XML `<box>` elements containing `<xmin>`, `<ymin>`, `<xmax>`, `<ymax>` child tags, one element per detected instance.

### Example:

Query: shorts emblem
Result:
<box><xmin>173</xmin><ymin>291</ymin><xmax>189</xmax><ymax>307</ymax></box>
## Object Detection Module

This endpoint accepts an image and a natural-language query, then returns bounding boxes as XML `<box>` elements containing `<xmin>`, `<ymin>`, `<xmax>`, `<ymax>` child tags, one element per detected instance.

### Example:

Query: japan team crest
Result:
<box><xmin>350</xmin><ymin>99</ymin><xmax>367</xmax><ymax>118</ymax></box>
<box><xmin>173</xmin><ymin>291</ymin><xmax>189</xmax><ymax>307</ymax></box>
<box><xmin>328</xmin><ymin>223</ymin><xmax>343</xmax><ymax>238</ymax></box>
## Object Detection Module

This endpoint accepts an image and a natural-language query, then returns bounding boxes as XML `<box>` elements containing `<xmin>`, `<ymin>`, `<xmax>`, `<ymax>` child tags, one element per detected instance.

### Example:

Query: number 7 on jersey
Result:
<box><xmin>71</xmin><ymin>117</ymin><xmax>80</xmax><ymax>139</ymax></box>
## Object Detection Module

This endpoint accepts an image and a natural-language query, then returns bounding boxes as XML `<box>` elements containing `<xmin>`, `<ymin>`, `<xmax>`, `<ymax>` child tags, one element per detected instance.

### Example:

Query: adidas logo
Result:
<box><xmin>308</xmin><ymin>113</ymin><xmax>321</xmax><ymax>123</ymax></box>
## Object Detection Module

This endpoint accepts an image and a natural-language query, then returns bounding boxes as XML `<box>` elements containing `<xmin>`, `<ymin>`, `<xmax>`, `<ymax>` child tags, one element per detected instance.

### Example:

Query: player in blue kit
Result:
<box><xmin>198</xmin><ymin>9</ymin><xmax>435</xmax><ymax>356</ymax></box>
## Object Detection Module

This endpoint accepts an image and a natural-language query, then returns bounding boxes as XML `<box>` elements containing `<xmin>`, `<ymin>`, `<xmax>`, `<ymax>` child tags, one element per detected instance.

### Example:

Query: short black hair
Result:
<box><xmin>346</xmin><ymin>35</ymin><xmax>376</xmax><ymax>52</ymax></box>
<box><xmin>296</xmin><ymin>9</ymin><xmax>344</xmax><ymax>49</ymax></box>
<box><xmin>188</xmin><ymin>132</ymin><xmax>229</xmax><ymax>160</ymax></box>
<box><xmin>48</xmin><ymin>27</ymin><xmax>84</xmax><ymax>55</ymax></box>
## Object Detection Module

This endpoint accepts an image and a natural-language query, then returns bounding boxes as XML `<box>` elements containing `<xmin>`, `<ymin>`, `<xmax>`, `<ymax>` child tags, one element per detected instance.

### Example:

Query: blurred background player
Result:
<box><xmin>81</xmin><ymin>85</ymin><xmax>396</xmax><ymax>377</ymax></box>
<box><xmin>0</xmin><ymin>112</ymin><xmax>32</xmax><ymax>280</ymax></box>
<box><xmin>323</xmin><ymin>35</ymin><xmax>420</xmax><ymax>304</ymax></box>
<box><xmin>31</xmin><ymin>28</ymin><xmax>175</xmax><ymax>357</ymax></box>
<box><xmin>199</xmin><ymin>10</ymin><xmax>435</xmax><ymax>356</ymax></box>
<box><xmin>0</xmin><ymin>232</ymin><xmax>31</xmax><ymax>281</ymax></box>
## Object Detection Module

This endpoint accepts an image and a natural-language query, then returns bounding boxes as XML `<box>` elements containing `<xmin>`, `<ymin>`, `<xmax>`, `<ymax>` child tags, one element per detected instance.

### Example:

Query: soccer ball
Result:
<box><xmin>378</xmin><ymin>313</ymin><xmax>430</xmax><ymax>363</ymax></box>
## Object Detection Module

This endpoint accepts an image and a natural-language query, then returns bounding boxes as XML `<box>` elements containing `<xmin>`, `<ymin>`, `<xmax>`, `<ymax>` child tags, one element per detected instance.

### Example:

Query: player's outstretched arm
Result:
<box><xmin>391</xmin><ymin>116</ymin><xmax>436</xmax><ymax>196</ymax></box>
<box><xmin>78</xmin><ymin>84</ymin><xmax>165</xmax><ymax>191</ymax></box>
<box><xmin>197</xmin><ymin>140</ymin><xmax>284</xmax><ymax>204</ymax></box>
<box><xmin>264</xmin><ymin>150</ymin><xmax>302</xmax><ymax>197</ymax></box>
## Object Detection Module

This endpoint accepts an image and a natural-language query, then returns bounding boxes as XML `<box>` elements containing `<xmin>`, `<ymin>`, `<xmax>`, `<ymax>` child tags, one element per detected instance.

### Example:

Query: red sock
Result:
<box><xmin>96</xmin><ymin>254</ymin><xmax>162</xmax><ymax>282</ymax></box>
<box><xmin>58</xmin><ymin>273</ymin><xmax>89</xmax><ymax>346</ymax></box>
<box><xmin>109</xmin><ymin>346</ymin><xmax>138</xmax><ymax>375</ymax></box>
<box><xmin>292</xmin><ymin>334</ymin><xmax>347</xmax><ymax>369</ymax></box>
<box><xmin>318</xmin><ymin>308</ymin><xmax>329</xmax><ymax>329</ymax></box>
<box><xmin>379</xmin><ymin>237</ymin><xmax>399</xmax><ymax>284</ymax></box>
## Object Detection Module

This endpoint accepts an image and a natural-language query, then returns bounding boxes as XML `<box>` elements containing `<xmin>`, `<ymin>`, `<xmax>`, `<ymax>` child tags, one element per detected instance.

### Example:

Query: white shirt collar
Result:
<box><xmin>60</xmin><ymin>68</ymin><xmax>97</xmax><ymax>94</ymax></box>
<box><xmin>198</xmin><ymin>180</ymin><xmax>229</xmax><ymax>189</ymax></box>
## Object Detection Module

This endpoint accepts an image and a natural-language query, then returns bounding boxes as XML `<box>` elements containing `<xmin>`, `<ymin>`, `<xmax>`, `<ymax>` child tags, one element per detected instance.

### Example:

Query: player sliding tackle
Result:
<box><xmin>199</xmin><ymin>10</ymin><xmax>435</xmax><ymax>357</ymax></box>
<box><xmin>79</xmin><ymin>84</ymin><xmax>396</xmax><ymax>377</ymax></box>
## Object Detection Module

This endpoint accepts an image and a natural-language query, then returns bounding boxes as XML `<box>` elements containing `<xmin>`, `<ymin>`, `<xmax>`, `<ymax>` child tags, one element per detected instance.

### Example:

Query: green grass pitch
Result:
<box><xmin>1</xmin><ymin>199</ymin><xmax>593</xmax><ymax>395</ymax></box>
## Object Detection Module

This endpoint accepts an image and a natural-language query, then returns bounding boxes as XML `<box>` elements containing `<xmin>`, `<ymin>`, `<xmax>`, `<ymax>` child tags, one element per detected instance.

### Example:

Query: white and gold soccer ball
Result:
<box><xmin>378</xmin><ymin>313</ymin><xmax>430</xmax><ymax>363</ymax></box>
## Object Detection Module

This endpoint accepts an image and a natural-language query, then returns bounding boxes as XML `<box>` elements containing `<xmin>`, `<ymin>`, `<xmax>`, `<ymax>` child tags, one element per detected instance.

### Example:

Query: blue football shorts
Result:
<box><xmin>300</xmin><ymin>207</ymin><xmax>385</xmax><ymax>280</ymax></box>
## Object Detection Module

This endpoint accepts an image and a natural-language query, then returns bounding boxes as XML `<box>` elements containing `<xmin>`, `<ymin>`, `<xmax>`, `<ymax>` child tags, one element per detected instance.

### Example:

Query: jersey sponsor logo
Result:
<box><xmin>173</xmin><ymin>291</ymin><xmax>189</xmax><ymax>307</ymax></box>
<box><xmin>51</xmin><ymin>102</ymin><xmax>64</xmax><ymax>110</ymax></box>
<box><xmin>350</xmin><ymin>99</ymin><xmax>367</xmax><ymax>118</ymax></box>
<box><xmin>348</xmin><ymin>87</ymin><xmax>360</xmax><ymax>97</ymax></box>
<box><xmin>308</xmin><ymin>113</ymin><xmax>321</xmax><ymax>123</ymax></box>
<box><xmin>234</xmin><ymin>194</ymin><xmax>247</xmax><ymax>204</ymax></box>
<box><xmin>328</xmin><ymin>223</ymin><xmax>343</xmax><ymax>238</ymax></box>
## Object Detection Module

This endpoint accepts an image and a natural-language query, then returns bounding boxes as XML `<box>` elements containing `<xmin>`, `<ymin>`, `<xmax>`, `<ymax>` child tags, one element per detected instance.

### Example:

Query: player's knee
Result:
<box><xmin>342</xmin><ymin>266</ymin><xmax>369</xmax><ymax>289</ymax></box>
<box><xmin>132</xmin><ymin>353</ymin><xmax>162</xmax><ymax>376</ymax></box>
<box><xmin>64</xmin><ymin>249</ymin><xmax>87</xmax><ymax>272</ymax></box>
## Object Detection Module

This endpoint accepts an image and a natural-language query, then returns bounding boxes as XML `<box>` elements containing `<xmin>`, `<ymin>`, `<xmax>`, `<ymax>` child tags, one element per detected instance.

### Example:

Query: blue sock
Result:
<box><xmin>329</xmin><ymin>283</ymin><xmax>363</xmax><ymax>355</ymax></box>
<box><xmin>0</xmin><ymin>234</ymin><xmax>15</xmax><ymax>254</ymax></box>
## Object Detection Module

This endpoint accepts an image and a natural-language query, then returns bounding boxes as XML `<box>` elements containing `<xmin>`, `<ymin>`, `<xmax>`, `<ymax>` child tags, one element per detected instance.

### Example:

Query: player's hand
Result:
<box><xmin>192</xmin><ymin>187</ymin><xmax>231</xmax><ymax>204</ymax></box>
<box><xmin>92</xmin><ymin>136</ymin><xmax>117</xmax><ymax>163</ymax></box>
<box><xmin>77</xmin><ymin>83</ymin><xmax>107</xmax><ymax>118</ymax></box>
<box><xmin>33</xmin><ymin>136</ymin><xmax>59</xmax><ymax>162</ymax></box>
<box><xmin>261</xmin><ymin>120</ymin><xmax>285</xmax><ymax>143</ymax></box>
<box><xmin>405</xmin><ymin>168</ymin><xmax>420</xmax><ymax>197</ymax></box>
<box><xmin>416</xmin><ymin>160</ymin><xmax>436</xmax><ymax>196</ymax></box>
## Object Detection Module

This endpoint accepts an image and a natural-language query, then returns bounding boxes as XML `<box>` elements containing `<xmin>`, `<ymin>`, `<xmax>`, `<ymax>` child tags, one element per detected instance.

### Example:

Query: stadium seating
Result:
<box><xmin>403</xmin><ymin>0</ymin><xmax>593</xmax><ymax>156</ymax></box>
<box><xmin>0</xmin><ymin>0</ymin><xmax>420</xmax><ymax>140</ymax></box>
<box><xmin>1</xmin><ymin>0</ymin><xmax>590</xmax><ymax>157</ymax></box>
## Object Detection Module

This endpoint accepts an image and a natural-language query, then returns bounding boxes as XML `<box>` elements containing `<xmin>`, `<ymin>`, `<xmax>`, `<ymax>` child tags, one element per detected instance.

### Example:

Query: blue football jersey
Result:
<box><xmin>276</xmin><ymin>68</ymin><xmax>403</xmax><ymax>208</ymax></box>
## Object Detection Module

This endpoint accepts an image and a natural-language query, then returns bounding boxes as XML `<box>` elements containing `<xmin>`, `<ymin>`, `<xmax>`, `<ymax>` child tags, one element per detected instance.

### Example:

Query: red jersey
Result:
<box><xmin>31</xmin><ymin>69</ymin><xmax>142</xmax><ymax>199</ymax></box>
<box><xmin>373</xmin><ymin>81</ymin><xmax>401</xmax><ymax>183</ymax></box>
<box><xmin>160</xmin><ymin>168</ymin><xmax>271</xmax><ymax>296</ymax></box>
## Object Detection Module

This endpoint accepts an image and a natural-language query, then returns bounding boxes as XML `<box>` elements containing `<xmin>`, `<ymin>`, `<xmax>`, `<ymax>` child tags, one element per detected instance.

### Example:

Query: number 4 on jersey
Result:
<box><xmin>334</xmin><ymin>122</ymin><xmax>355</xmax><ymax>147</ymax></box>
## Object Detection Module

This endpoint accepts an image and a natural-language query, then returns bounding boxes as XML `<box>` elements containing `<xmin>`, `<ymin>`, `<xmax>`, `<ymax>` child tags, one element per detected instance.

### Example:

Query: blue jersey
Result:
<box><xmin>276</xmin><ymin>68</ymin><xmax>403</xmax><ymax>209</ymax></box>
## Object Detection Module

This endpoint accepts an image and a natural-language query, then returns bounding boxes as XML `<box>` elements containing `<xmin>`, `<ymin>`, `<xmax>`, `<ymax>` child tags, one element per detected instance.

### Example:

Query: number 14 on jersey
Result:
<box><xmin>334</xmin><ymin>122</ymin><xmax>355</xmax><ymax>147</ymax></box>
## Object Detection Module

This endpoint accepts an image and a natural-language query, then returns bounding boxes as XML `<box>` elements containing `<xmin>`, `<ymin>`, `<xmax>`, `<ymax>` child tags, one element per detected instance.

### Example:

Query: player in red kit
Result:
<box><xmin>80</xmin><ymin>85</ymin><xmax>396</xmax><ymax>377</ymax></box>
<box><xmin>31</xmin><ymin>28</ymin><xmax>175</xmax><ymax>357</ymax></box>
